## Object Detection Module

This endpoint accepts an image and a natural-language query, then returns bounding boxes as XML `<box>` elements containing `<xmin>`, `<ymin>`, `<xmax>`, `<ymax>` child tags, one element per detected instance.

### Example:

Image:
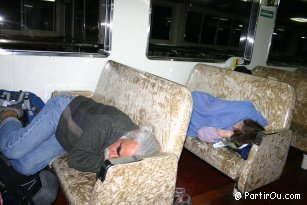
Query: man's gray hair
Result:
<box><xmin>125</xmin><ymin>123</ymin><xmax>161</xmax><ymax>156</ymax></box>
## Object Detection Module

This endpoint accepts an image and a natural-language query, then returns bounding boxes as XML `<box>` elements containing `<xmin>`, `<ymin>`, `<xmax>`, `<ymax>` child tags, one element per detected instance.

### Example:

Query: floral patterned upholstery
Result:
<box><xmin>51</xmin><ymin>60</ymin><xmax>192</xmax><ymax>204</ymax></box>
<box><xmin>184</xmin><ymin>63</ymin><xmax>296</xmax><ymax>193</ymax></box>
<box><xmin>252</xmin><ymin>66</ymin><xmax>307</xmax><ymax>153</ymax></box>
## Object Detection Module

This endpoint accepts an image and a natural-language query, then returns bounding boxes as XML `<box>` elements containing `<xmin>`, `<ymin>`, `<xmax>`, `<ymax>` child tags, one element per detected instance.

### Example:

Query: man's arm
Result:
<box><xmin>67</xmin><ymin>116</ymin><xmax>113</xmax><ymax>173</ymax></box>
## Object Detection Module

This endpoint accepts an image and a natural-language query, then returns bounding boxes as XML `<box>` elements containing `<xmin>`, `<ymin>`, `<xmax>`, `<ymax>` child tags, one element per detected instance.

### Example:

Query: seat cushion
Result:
<box><xmin>184</xmin><ymin>137</ymin><xmax>245</xmax><ymax>179</ymax></box>
<box><xmin>291</xmin><ymin>126</ymin><xmax>307</xmax><ymax>152</ymax></box>
<box><xmin>52</xmin><ymin>154</ymin><xmax>97</xmax><ymax>205</ymax></box>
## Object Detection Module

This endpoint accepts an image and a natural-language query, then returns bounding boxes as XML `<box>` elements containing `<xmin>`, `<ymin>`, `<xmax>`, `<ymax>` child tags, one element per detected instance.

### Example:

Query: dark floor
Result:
<box><xmin>176</xmin><ymin>147</ymin><xmax>307</xmax><ymax>205</ymax></box>
<box><xmin>53</xmin><ymin>147</ymin><xmax>307</xmax><ymax>205</ymax></box>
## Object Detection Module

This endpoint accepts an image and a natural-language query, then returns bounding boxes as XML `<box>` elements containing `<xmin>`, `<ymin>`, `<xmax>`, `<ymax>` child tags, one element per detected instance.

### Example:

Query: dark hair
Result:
<box><xmin>230</xmin><ymin>119</ymin><xmax>265</xmax><ymax>146</ymax></box>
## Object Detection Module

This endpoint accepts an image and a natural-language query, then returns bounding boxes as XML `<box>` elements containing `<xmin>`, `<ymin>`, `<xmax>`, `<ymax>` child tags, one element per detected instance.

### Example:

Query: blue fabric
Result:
<box><xmin>0</xmin><ymin>96</ymin><xmax>75</xmax><ymax>175</ymax></box>
<box><xmin>235</xmin><ymin>144</ymin><xmax>253</xmax><ymax>160</ymax></box>
<box><xmin>187</xmin><ymin>92</ymin><xmax>267</xmax><ymax>137</ymax></box>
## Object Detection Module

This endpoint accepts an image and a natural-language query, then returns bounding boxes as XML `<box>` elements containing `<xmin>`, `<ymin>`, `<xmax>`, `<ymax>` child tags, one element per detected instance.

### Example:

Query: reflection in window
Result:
<box><xmin>230</xmin><ymin>21</ymin><xmax>244</xmax><ymax>47</ymax></box>
<box><xmin>216</xmin><ymin>18</ymin><xmax>231</xmax><ymax>46</ymax></box>
<box><xmin>23</xmin><ymin>0</ymin><xmax>55</xmax><ymax>31</ymax></box>
<box><xmin>151</xmin><ymin>5</ymin><xmax>172</xmax><ymax>40</ymax></box>
<box><xmin>297</xmin><ymin>31</ymin><xmax>307</xmax><ymax>56</ymax></box>
<box><xmin>0</xmin><ymin>0</ymin><xmax>112</xmax><ymax>56</ymax></box>
<box><xmin>0</xmin><ymin>0</ymin><xmax>22</xmax><ymax>30</ymax></box>
<box><xmin>148</xmin><ymin>0</ymin><xmax>258</xmax><ymax>62</ymax></box>
<box><xmin>185</xmin><ymin>12</ymin><xmax>202</xmax><ymax>43</ymax></box>
<box><xmin>268</xmin><ymin>0</ymin><xmax>307</xmax><ymax>66</ymax></box>
<box><xmin>201</xmin><ymin>15</ymin><xmax>217</xmax><ymax>45</ymax></box>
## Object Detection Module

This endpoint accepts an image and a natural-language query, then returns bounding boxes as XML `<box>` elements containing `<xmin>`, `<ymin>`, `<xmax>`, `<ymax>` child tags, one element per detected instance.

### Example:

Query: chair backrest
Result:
<box><xmin>186</xmin><ymin>64</ymin><xmax>295</xmax><ymax>131</ymax></box>
<box><xmin>253</xmin><ymin>66</ymin><xmax>307</xmax><ymax>129</ymax></box>
<box><xmin>93</xmin><ymin>60</ymin><xmax>192</xmax><ymax>157</ymax></box>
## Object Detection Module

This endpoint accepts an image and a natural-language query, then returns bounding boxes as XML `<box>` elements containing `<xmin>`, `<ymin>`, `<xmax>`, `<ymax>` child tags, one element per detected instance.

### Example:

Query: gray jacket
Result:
<box><xmin>56</xmin><ymin>96</ymin><xmax>137</xmax><ymax>173</ymax></box>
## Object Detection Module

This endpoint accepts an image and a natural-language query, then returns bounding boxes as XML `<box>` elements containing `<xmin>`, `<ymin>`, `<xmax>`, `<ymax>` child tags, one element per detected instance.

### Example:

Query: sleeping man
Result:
<box><xmin>0</xmin><ymin>95</ymin><xmax>161</xmax><ymax>175</ymax></box>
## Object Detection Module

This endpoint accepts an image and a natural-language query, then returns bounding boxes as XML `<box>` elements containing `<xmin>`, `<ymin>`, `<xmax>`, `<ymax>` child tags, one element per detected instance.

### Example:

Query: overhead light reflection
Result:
<box><xmin>240</xmin><ymin>36</ymin><xmax>247</xmax><ymax>42</ymax></box>
<box><xmin>276</xmin><ymin>28</ymin><xmax>285</xmax><ymax>31</ymax></box>
<box><xmin>290</xmin><ymin>17</ymin><xmax>307</xmax><ymax>23</ymax></box>
<box><xmin>247</xmin><ymin>37</ymin><xmax>254</xmax><ymax>43</ymax></box>
<box><xmin>219</xmin><ymin>18</ymin><xmax>229</xmax><ymax>21</ymax></box>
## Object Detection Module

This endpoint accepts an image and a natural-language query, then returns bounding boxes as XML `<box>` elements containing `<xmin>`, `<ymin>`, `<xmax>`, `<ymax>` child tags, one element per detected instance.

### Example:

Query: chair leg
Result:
<box><xmin>301</xmin><ymin>154</ymin><xmax>307</xmax><ymax>170</ymax></box>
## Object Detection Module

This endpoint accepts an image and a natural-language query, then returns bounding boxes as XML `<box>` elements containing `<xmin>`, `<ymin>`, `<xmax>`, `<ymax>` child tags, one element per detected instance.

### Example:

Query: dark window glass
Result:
<box><xmin>24</xmin><ymin>0</ymin><xmax>55</xmax><ymax>31</ymax></box>
<box><xmin>268</xmin><ymin>0</ymin><xmax>307</xmax><ymax>66</ymax></box>
<box><xmin>185</xmin><ymin>12</ymin><xmax>202</xmax><ymax>43</ymax></box>
<box><xmin>0</xmin><ymin>0</ymin><xmax>112</xmax><ymax>56</ymax></box>
<box><xmin>230</xmin><ymin>20</ymin><xmax>244</xmax><ymax>47</ymax></box>
<box><xmin>296</xmin><ymin>31</ymin><xmax>307</xmax><ymax>56</ymax></box>
<box><xmin>0</xmin><ymin>0</ymin><xmax>21</xmax><ymax>30</ymax></box>
<box><xmin>201</xmin><ymin>15</ymin><xmax>217</xmax><ymax>45</ymax></box>
<box><xmin>148</xmin><ymin>0</ymin><xmax>258</xmax><ymax>62</ymax></box>
<box><xmin>216</xmin><ymin>18</ymin><xmax>230</xmax><ymax>46</ymax></box>
<box><xmin>150</xmin><ymin>5</ymin><xmax>172</xmax><ymax>40</ymax></box>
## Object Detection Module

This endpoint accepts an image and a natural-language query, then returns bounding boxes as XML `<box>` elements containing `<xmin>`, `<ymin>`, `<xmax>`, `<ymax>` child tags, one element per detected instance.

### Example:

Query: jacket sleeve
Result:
<box><xmin>67</xmin><ymin>115</ymin><xmax>113</xmax><ymax>173</ymax></box>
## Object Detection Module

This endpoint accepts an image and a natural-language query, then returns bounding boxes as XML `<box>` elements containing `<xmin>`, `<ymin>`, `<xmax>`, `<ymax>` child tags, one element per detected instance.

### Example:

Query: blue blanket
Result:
<box><xmin>187</xmin><ymin>92</ymin><xmax>267</xmax><ymax>137</ymax></box>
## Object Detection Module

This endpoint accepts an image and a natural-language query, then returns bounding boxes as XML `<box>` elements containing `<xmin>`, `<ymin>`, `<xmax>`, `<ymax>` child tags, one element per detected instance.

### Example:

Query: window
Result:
<box><xmin>148</xmin><ymin>0</ymin><xmax>259</xmax><ymax>62</ymax></box>
<box><xmin>268</xmin><ymin>0</ymin><xmax>307</xmax><ymax>66</ymax></box>
<box><xmin>150</xmin><ymin>5</ymin><xmax>172</xmax><ymax>40</ymax></box>
<box><xmin>185</xmin><ymin>12</ymin><xmax>202</xmax><ymax>43</ymax></box>
<box><xmin>0</xmin><ymin>0</ymin><xmax>112</xmax><ymax>56</ymax></box>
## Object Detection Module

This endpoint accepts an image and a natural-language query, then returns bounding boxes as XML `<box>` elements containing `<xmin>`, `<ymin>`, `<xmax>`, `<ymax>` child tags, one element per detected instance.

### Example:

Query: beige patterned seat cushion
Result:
<box><xmin>253</xmin><ymin>66</ymin><xmax>306</xmax><ymax>128</ymax></box>
<box><xmin>253</xmin><ymin>66</ymin><xmax>307</xmax><ymax>152</ymax></box>
<box><xmin>53</xmin><ymin>153</ymin><xmax>179</xmax><ymax>205</ymax></box>
<box><xmin>291</xmin><ymin>125</ymin><xmax>307</xmax><ymax>152</ymax></box>
<box><xmin>52</xmin><ymin>154</ymin><xmax>96</xmax><ymax>205</ymax></box>
<box><xmin>184</xmin><ymin>137</ymin><xmax>244</xmax><ymax>179</ymax></box>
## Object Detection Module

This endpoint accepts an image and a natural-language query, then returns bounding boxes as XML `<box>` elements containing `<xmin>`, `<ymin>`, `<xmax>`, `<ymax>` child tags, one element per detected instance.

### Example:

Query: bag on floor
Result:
<box><xmin>0</xmin><ymin>90</ymin><xmax>45</xmax><ymax>125</ymax></box>
<box><xmin>0</xmin><ymin>156</ymin><xmax>59</xmax><ymax>205</ymax></box>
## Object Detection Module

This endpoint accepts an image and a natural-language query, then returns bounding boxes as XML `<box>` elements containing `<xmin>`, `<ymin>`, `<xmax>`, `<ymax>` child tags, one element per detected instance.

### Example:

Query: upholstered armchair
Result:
<box><xmin>52</xmin><ymin>60</ymin><xmax>192</xmax><ymax>204</ymax></box>
<box><xmin>184</xmin><ymin>64</ymin><xmax>296</xmax><ymax>193</ymax></box>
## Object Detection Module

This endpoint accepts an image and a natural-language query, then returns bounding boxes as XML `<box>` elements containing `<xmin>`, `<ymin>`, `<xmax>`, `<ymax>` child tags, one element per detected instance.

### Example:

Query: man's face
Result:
<box><xmin>104</xmin><ymin>138</ymin><xmax>140</xmax><ymax>159</ymax></box>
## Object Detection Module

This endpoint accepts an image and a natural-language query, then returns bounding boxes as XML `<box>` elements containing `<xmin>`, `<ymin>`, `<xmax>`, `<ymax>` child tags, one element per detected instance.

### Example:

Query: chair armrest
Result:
<box><xmin>90</xmin><ymin>153</ymin><xmax>177</xmax><ymax>205</ymax></box>
<box><xmin>51</xmin><ymin>90</ymin><xmax>94</xmax><ymax>98</ymax></box>
<box><xmin>237</xmin><ymin>129</ymin><xmax>292</xmax><ymax>192</ymax></box>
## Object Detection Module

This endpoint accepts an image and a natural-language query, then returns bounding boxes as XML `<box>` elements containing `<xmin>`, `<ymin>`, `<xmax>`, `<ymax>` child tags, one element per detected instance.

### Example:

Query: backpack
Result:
<box><xmin>0</xmin><ymin>156</ymin><xmax>59</xmax><ymax>205</ymax></box>
<box><xmin>0</xmin><ymin>90</ymin><xmax>45</xmax><ymax>126</ymax></box>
